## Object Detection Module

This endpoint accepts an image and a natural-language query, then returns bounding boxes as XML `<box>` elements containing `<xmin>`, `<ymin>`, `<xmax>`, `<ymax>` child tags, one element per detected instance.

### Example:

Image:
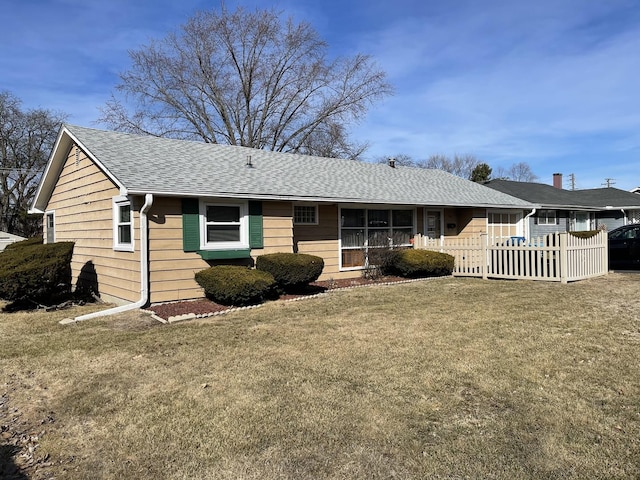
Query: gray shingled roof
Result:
<box><xmin>485</xmin><ymin>179</ymin><xmax>640</xmax><ymax>209</ymax></box>
<box><xmin>44</xmin><ymin>125</ymin><xmax>533</xmax><ymax>208</ymax></box>
<box><xmin>571</xmin><ymin>188</ymin><xmax>640</xmax><ymax>208</ymax></box>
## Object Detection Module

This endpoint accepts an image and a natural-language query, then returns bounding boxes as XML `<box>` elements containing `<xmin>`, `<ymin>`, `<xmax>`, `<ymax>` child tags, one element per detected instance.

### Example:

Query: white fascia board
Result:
<box><xmin>31</xmin><ymin>126</ymin><xmax>127</xmax><ymax>212</ymax></box>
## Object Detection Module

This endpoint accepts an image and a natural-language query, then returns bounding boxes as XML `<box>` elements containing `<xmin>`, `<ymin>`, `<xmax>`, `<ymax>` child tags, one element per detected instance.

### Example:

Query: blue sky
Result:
<box><xmin>2</xmin><ymin>0</ymin><xmax>639</xmax><ymax>190</ymax></box>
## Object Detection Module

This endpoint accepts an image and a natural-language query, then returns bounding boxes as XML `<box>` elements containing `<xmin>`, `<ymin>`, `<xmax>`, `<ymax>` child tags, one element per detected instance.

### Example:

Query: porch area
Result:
<box><xmin>414</xmin><ymin>231</ymin><xmax>608</xmax><ymax>283</ymax></box>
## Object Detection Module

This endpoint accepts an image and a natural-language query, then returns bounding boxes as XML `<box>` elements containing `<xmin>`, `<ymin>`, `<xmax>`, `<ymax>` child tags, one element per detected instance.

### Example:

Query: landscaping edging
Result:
<box><xmin>145</xmin><ymin>276</ymin><xmax>449</xmax><ymax>323</ymax></box>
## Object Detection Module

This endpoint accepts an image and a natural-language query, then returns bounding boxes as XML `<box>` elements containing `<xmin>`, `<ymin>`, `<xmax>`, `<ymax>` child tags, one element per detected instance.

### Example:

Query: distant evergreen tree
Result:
<box><xmin>470</xmin><ymin>163</ymin><xmax>492</xmax><ymax>182</ymax></box>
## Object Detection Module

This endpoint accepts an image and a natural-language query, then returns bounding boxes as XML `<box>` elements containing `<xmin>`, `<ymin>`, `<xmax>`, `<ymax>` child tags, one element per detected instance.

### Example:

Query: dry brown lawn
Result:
<box><xmin>1</xmin><ymin>273</ymin><xmax>639</xmax><ymax>479</ymax></box>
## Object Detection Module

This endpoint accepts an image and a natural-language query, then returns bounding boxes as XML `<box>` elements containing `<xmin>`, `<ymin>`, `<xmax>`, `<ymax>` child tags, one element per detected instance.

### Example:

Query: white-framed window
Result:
<box><xmin>45</xmin><ymin>211</ymin><xmax>55</xmax><ymax>244</ymax></box>
<box><xmin>293</xmin><ymin>204</ymin><xmax>318</xmax><ymax>225</ymax></box>
<box><xmin>113</xmin><ymin>197</ymin><xmax>134</xmax><ymax>251</ymax></box>
<box><xmin>339</xmin><ymin>206</ymin><xmax>415</xmax><ymax>270</ymax></box>
<box><xmin>200</xmin><ymin>201</ymin><xmax>248</xmax><ymax>250</ymax></box>
<box><xmin>537</xmin><ymin>210</ymin><xmax>557</xmax><ymax>225</ymax></box>
<box><xmin>488</xmin><ymin>210</ymin><xmax>523</xmax><ymax>241</ymax></box>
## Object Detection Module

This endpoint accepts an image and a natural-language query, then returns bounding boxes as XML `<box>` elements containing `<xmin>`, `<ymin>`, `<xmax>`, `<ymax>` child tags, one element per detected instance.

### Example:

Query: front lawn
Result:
<box><xmin>1</xmin><ymin>274</ymin><xmax>639</xmax><ymax>479</ymax></box>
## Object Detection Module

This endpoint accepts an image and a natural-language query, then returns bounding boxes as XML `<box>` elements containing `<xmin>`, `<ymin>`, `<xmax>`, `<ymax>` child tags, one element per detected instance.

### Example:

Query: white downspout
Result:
<box><xmin>621</xmin><ymin>208</ymin><xmax>627</xmax><ymax>226</ymax></box>
<box><xmin>524</xmin><ymin>208</ymin><xmax>536</xmax><ymax>239</ymax></box>
<box><xmin>62</xmin><ymin>194</ymin><xmax>154</xmax><ymax>324</ymax></box>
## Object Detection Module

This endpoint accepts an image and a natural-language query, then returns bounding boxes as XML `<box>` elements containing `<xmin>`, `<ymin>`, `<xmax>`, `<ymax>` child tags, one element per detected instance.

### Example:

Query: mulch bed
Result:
<box><xmin>146</xmin><ymin>275</ymin><xmax>412</xmax><ymax>322</ymax></box>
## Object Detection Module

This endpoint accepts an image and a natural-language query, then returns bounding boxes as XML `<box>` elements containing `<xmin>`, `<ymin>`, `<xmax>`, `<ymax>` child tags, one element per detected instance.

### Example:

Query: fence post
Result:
<box><xmin>560</xmin><ymin>232</ymin><xmax>568</xmax><ymax>284</ymax></box>
<box><xmin>481</xmin><ymin>233</ymin><xmax>488</xmax><ymax>280</ymax></box>
<box><xmin>601</xmin><ymin>230</ymin><xmax>609</xmax><ymax>274</ymax></box>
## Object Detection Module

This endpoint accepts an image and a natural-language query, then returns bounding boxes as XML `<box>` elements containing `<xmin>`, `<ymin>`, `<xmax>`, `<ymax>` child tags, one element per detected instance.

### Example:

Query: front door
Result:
<box><xmin>425</xmin><ymin>210</ymin><xmax>442</xmax><ymax>239</ymax></box>
<box><xmin>574</xmin><ymin>212</ymin><xmax>590</xmax><ymax>231</ymax></box>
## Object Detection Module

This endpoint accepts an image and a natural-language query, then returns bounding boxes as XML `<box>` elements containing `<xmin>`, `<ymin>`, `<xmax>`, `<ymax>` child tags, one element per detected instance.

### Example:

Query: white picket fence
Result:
<box><xmin>414</xmin><ymin>231</ymin><xmax>608</xmax><ymax>283</ymax></box>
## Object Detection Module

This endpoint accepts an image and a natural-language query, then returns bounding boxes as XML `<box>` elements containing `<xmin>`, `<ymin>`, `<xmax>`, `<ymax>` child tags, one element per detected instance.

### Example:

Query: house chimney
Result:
<box><xmin>553</xmin><ymin>173</ymin><xmax>563</xmax><ymax>189</ymax></box>
<box><xmin>388</xmin><ymin>158</ymin><xmax>395</xmax><ymax>168</ymax></box>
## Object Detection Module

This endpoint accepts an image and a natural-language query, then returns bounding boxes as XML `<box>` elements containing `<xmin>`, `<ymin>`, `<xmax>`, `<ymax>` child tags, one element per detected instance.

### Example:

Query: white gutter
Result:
<box><xmin>61</xmin><ymin>194</ymin><xmax>154</xmax><ymax>324</ymax></box>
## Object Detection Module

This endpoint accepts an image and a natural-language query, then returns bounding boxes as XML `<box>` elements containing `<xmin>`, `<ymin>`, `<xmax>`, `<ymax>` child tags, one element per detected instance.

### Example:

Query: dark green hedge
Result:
<box><xmin>256</xmin><ymin>252</ymin><xmax>324</xmax><ymax>292</ymax></box>
<box><xmin>388</xmin><ymin>249</ymin><xmax>455</xmax><ymax>278</ymax></box>
<box><xmin>0</xmin><ymin>241</ymin><xmax>74</xmax><ymax>305</ymax></box>
<box><xmin>195</xmin><ymin>265</ymin><xmax>277</xmax><ymax>306</ymax></box>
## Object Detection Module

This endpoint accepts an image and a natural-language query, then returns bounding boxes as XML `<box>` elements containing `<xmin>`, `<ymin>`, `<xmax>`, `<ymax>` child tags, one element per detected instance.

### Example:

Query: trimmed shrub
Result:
<box><xmin>366</xmin><ymin>247</ymin><xmax>404</xmax><ymax>278</ymax></box>
<box><xmin>3</xmin><ymin>236</ymin><xmax>43</xmax><ymax>251</ymax></box>
<box><xmin>256</xmin><ymin>253</ymin><xmax>324</xmax><ymax>292</ymax></box>
<box><xmin>389</xmin><ymin>249</ymin><xmax>455</xmax><ymax>278</ymax></box>
<box><xmin>195</xmin><ymin>266</ymin><xmax>276</xmax><ymax>306</ymax></box>
<box><xmin>570</xmin><ymin>230</ymin><xmax>600</xmax><ymax>239</ymax></box>
<box><xmin>0</xmin><ymin>241</ymin><xmax>74</xmax><ymax>306</ymax></box>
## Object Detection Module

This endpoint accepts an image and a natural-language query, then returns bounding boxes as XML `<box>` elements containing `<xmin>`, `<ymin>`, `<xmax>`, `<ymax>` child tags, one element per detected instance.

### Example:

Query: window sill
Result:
<box><xmin>197</xmin><ymin>249</ymin><xmax>251</xmax><ymax>260</ymax></box>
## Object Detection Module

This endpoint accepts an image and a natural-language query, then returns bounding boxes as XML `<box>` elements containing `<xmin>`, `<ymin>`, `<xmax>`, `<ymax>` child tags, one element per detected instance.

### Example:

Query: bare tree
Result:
<box><xmin>0</xmin><ymin>91</ymin><xmax>66</xmax><ymax>237</ymax></box>
<box><xmin>99</xmin><ymin>6</ymin><xmax>392</xmax><ymax>158</ymax></box>
<box><xmin>507</xmin><ymin>162</ymin><xmax>538</xmax><ymax>182</ymax></box>
<box><xmin>419</xmin><ymin>154</ymin><xmax>482</xmax><ymax>179</ymax></box>
<box><xmin>300</xmin><ymin>120</ymin><xmax>369</xmax><ymax>160</ymax></box>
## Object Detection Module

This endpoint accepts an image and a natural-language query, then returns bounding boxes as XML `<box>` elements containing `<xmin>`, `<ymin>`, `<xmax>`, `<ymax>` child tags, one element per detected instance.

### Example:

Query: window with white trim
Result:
<box><xmin>488</xmin><ymin>210</ymin><xmax>523</xmax><ymax>240</ymax></box>
<box><xmin>113</xmin><ymin>198</ymin><xmax>133</xmax><ymax>251</ymax></box>
<box><xmin>200</xmin><ymin>201</ymin><xmax>248</xmax><ymax>250</ymax></box>
<box><xmin>340</xmin><ymin>207</ymin><xmax>414</xmax><ymax>269</ymax></box>
<box><xmin>537</xmin><ymin>209</ymin><xmax>557</xmax><ymax>225</ymax></box>
<box><xmin>294</xmin><ymin>205</ymin><xmax>318</xmax><ymax>225</ymax></box>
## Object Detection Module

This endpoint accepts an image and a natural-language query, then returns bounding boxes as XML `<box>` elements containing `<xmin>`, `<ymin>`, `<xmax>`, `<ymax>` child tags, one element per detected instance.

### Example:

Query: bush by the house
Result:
<box><xmin>569</xmin><ymin>230</ymin><xmax>600</xmax><ymax>239</ymax></box>
<box><xmin>255</xmin><ymin>252</ymin><xmax>324</xmax><ymax>292</ymax></box>
<box><xmin>0</xmin><ymin>241</ymin><xmax>74</xmax><ymax>307</ymax></box>
<box><xmin>389</xmin><ymin>249</ymin><xmax>455</xmax><ymax>278</ymax></box>
<box><xmin>195</xmin><ymin>266</ymin><xmax>277</xmax><ymax>306</ymax></box>
<box><xmin>364</xmin><ymin>247</ymin><xmax>402</xmax><ymax>279</ymax></box>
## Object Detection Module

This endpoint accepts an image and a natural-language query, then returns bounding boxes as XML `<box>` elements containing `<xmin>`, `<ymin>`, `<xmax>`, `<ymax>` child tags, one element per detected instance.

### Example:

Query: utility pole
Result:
<box><xmin>602</xmin><ymin>178</ymin><xmax>616</xmax><ymax>188</ymax></box>
<box><xmin>568</xmin><ymin>173</ymin><xmax>576</xmax><ymax>190</ymax></box>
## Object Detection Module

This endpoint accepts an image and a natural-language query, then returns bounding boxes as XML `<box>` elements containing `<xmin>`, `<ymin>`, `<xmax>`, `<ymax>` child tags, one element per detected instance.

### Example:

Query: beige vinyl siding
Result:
<box><xmin>148</xmin><ymin>197</ymin><xmax>209</xmax><ymax>303</ymax></box>
<box><xmin>254</xmin><ymin>201</ymin><xmax>294</xmax><ymax>254</ymax></box>
<box><xmin>294</xmin><ymin>204</ymin><xmax>344</xmax><ymax>280</ymax></box>
<box><xmin>44</xmin><ymin>145</ymin><xmax>141</xmax><ymax>304</ymax></box>
<box><xmin>148</xmin><ymin>199</ymin><xmax>296</xmax><ymax>304</ymax></box>
<box><xmin>443</xmin><ymin>207</ymin><xmax>487</xmax><ymax>238</ymax></box>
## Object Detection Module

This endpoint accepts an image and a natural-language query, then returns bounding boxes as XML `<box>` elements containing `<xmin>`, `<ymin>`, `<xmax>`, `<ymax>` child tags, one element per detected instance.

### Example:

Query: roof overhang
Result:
<box><xmin>124</xmin><ymin>188</ymin><xmax>536</xmax><ymax>210</ymax></box>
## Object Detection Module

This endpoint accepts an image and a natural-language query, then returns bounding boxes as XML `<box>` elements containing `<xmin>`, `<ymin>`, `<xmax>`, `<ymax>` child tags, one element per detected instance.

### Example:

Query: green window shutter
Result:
<box><xmin>248</xmin><ymin>201</ymin><xmax>263</xmax><ymax>249</ymax></box>
<box><xmin>182</xmin><ymin>198</ymin><xmax>200</xmax><ymax>252</ymax></box>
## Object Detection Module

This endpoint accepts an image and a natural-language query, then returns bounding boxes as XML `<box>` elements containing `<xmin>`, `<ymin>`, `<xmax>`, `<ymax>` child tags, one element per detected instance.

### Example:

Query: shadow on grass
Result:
<box><xmin>0</xmin><ymin>444</ymin><xmax>28</xmax><ymax>480</ymax></box>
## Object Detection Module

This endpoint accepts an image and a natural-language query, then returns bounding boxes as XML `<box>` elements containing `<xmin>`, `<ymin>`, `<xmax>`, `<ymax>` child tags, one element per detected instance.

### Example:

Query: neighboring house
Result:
<box><xmin>485</xmin><ymin>174</ymin><xmax>640</xmax><ymax>237</ymax></box>
<box><xmin>30</xmin><ymin>124</ymin><xmax>533</xmax><ymax>307</ymax></box>
<box><xmin>571</xmin><ymin>187</ymin><xmax>640</xmax><ymax>229</ymax></box>
<box><xmin>0</xmin><ymin>231</ymin><xmax>26</xmax><ymax>251</ymax></box>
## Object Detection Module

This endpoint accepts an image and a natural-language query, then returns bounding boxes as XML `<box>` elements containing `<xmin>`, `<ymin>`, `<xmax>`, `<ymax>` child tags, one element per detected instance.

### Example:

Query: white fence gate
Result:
<box><xmin>414</xmin><ymin>231</ymin><xmax>608</xmax><ymax>283</ymax></box>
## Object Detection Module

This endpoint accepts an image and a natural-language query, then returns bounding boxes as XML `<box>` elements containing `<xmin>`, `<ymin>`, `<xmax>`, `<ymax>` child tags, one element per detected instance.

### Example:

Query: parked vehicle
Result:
<box><xmin>608</xmin><ymin>224</ymin><xmax>640</xmax><ymax>269</ymax></box>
